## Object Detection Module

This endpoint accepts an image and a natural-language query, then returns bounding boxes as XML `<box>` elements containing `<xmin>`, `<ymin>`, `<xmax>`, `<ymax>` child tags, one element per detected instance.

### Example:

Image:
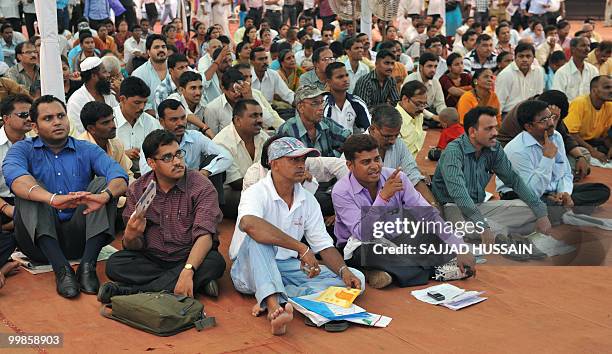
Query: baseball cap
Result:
<box><xmin>268</xmin><ymin>137</ymin><xmax>321</xmax><ymax>162</ymax></box>
<box><xmin>294</xmin><ymin>84</ymin><xmax>325</xmax><ymax>104</ymax></box>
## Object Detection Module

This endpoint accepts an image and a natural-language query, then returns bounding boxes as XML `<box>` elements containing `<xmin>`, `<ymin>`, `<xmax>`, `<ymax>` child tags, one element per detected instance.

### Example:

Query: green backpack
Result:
<box><xmin>100</xmin><ymin>291</ymin><xmax>216</xmax><ymax>336</ymax></box>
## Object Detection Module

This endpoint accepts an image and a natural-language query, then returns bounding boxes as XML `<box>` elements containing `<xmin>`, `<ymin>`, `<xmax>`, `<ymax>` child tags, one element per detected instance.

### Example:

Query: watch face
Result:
<box><xmin>185</xmin><ymin>264</ymin><xmax>193</xmax><ymax>270</ymax></box>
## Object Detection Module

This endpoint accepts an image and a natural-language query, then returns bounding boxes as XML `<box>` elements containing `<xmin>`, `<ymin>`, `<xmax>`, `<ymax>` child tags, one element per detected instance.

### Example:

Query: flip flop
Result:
<box><xmin>304</xmin><ymin>318</ymin><xmax>349</xmax><ymax>332</ymax></box>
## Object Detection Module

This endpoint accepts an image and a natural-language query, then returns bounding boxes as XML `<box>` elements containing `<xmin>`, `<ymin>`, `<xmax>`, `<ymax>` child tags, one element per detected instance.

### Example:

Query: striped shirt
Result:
<box><xmin>431</xmin><ymin>134</ymin><xmax>547</xmax><ymax>227</ymax></box>
<box><xmin>463</xmin><ymin>50</ymin><xmax>497</xmax><ymax>75</ymax></box>
<box><xmin>353</xmin><ymin>70</ymin><xmax>401</xmax><ymax>108</ymax></box>
<box><xmin>277</xmin><ymin>116</ymin><xmax>351</xmax><ymax>157</ymax></box>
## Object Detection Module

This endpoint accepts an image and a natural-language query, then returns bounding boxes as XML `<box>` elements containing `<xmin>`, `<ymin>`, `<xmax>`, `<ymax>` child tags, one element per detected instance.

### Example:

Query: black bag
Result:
<box><xmin>100</xmin><ymin>291</ymin><xmax>216</xmax><ymax>336</ymax></box>
<box><xmin>446</xmin><ymin>0</ymin><xmax>458</xmax><ymax>11</ymax></box>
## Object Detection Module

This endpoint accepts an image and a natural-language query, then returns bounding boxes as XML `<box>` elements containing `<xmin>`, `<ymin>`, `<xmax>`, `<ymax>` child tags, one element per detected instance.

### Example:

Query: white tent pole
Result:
<box><xmin>34</xmin><ymin>0</ymin><xmax>65</xmax><ymax>102</ymax></box>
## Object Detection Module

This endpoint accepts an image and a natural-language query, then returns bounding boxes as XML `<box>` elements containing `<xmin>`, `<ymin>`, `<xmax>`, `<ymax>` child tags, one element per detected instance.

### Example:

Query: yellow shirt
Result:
<box><xmin>564</xmin><ymin>95</ymin><xmax>612</xmax><ymax>141</ymax></box>
<box><xmin>586</xmin><ymin>50</ymin><xmax>612</xmax><ymax>75</ymax></box>
<box><xmin>396</xmin><ymin>103</ymin><xmax>425</xmax><ymax>158</ymax></box>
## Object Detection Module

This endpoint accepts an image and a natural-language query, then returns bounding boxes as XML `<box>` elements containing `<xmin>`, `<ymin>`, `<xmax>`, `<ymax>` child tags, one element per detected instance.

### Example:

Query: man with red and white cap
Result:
<box><xmin>67</xmin><ymin>56</ymin><xmax>118</xmax><ymax>136</ymax></box>
<box><xmin>229</xmin><ymin>136</ymin><xmax>365</xmax><ymax>336</ymax></box>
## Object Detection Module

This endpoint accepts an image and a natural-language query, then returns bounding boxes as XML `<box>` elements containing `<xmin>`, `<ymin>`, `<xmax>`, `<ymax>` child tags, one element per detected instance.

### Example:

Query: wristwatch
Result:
<box><xmin>101</xmin><ymin>188</ymin><xmax>114</xmax><ymax>201</ymax></box>
<box><xmin>184</xmin><ymin>263</ymin><xmax>195</xmax><ymax>272</ymax></box>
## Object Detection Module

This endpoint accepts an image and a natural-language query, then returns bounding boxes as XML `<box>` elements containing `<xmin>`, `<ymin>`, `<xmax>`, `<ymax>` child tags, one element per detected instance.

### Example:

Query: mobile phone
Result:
<box><xmin>131</xmin><ymin>180</ymin><xmax>156</xmax><ymax>218</ymax></box>
<box><xmin>427</xmin><ymin>291</ymin><xmax>445</xmax><ymax>301</ymax></box>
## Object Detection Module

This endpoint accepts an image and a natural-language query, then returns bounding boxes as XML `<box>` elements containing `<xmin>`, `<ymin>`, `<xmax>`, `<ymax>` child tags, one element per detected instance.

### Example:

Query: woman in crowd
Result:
<box><xmin>260</xmin><ymin>28</ymin><xmax>273</xmax><ymax>52</ymax></box>
<box><xmin>62</xmin><ymin>55</ymin><xmax>82</xmax><ymax>100</ymax></box>
<box><xmin>495</xmin><ymin>51</ymin><xmax>514</xmax><ymax>75</ymax></box>
<box><xmin>522</xmin><ymin>21</ymin><xmax>546</xmax><ymax>48</ymax></box>
<box><xmin>439</xmin><ymin>53</ymin><xmax>473</xmax><ymax>108</ymax></box>
<box><xmin>277</xmin><ymin>24</ymin><xmax>289</xmax><ymax>42</ymax></box>
<box><xmin>277</xmin><ymin>49</ymin><xmax>304</xmax><ymax>92</ymax></box>
<box><xmin>164</xmin><ymin>24</ymin><xmax>186</xmax><ymax>54</ymax></box>
<box><xmin>187</xmin><ymin>22</ymin><xmax>207</xmax><ymax>64</ymax></box>
<box><xmin>544</xmin><ymin>50</ymin><xmax>567</xmax><ymax>90</ymax></box>
<box><xmin>113</xmin><ymin>19</ymin><xmax>131</xmax><ymax>56</ymax></box>
<box><xmin>456</xmin><ymin>68</ymin><xmax>502</xmax><ymax>124</ymax></box>
<box><xmin>202</xmin><ymin>25</ymin><xmax>221</xmax><ymax>53</ymax></box>
<box><xmin>235</xmin><ymin>41</ymin><xmax>251</xmax><ymax>66</ymax></box>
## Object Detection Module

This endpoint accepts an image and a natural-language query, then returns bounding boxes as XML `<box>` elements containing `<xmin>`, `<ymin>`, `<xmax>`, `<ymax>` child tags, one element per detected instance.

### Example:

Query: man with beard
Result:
<box><xmin>0</xmin><ymin>94</ymin><xmax>33</xmax><ymax>290</ymax></box>
<box><xmin>139</xmin><ymin>99</ymin><xmax>232</xmax><ymax>197</ymax></box>
<box><xmin>404</xmin><ymin>53</ymin><xmax>447</xmax><ymax>129</ymax></box>
<box><xmin>213</xmin><ymin>99</ymin><xmax>269</xmax><ymax>218</ymax></box>
<box><xmin>133</xmin><ymin>34</ymin><xmax>169</xmax><ymax>116</ymax></box>
<box><xmin>432</xmin><ymin>106</ymin><xmax>552</xmax><ymax>245</ymax></box>
<box><xmin>3</xmin><ymin>95</ymin><xmax>128</xmax><ymax>298</ymax></box>
<box><xmin>497</xmin><ymin>100</ymin><xmax>610</xmax><ymax>223</ymax></box>
<box><xmin>495</xmin><ymin>42</ymin><xmax>545</xmax><ymax>115</ymax></box>
<box><xmin>99</xmin><ymin>129</ymin><xmax>226</xmax><ymax>302</ymax></box>
<box><xmin>67</xmin><ymin>57</ymin><xmax>119</xmax><ymax>136</ymax></box>
<box><xmin>250</xmin><ymin>47</ymin><xmax>295</xmax><ymax>105</ymax></box>
<box><xmin>552</xmin><ymin>37</ymin><xmax>599</xmax><ymax>101</ymax></box>
<box><xmin>395</xmin><ymin>80</ymin><xmax>427</xmax><ymax>158</ymax></box>
<box><xmin>354</xmin><ymin>50</ymin><xmax>401</xmax><ymax>107</ymax></box>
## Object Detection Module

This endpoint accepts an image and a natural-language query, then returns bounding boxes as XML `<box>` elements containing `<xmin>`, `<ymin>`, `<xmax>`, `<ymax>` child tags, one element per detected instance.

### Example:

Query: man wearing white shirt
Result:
<box><xmin>229</xmin><ymin>136</ymin><xmax>364</xmax><ymax>336</ymax></box>
<box><xmin>250</xmin><ymin>47</ymin><xmax>295</xmax><ymax>105</ymax></box>
<box><xmin>424</xmin><ymin>37</ymin><xmax>447</xmax><ymax>79</ymax></box>
<box><xmin>123</xmin><ymin>25</ymin><xmax>147</xmax><ymax>68</ymax></box>
<box><xmin>196</xmin><ymin>39</ymin><xmax>221</xmax><ymax>74</ymax></box>
<box><xmin>495</xmin><ymin>42</ymin><xmax>545</xmax><ymax>115</ymax></box>
<box><xmin>114</xmin><ymin>77</ymin><xmax>162</xmax><ymax>173</ymax></box>
<box><xmin>264</xmin><ymin>0</ymin><xmax>283</xmax><ymax>30</ymax></box>
<box><xmin>552</xmin><ymin>37</ymin><xmax>599</xmax><ymax>102</ymax></box>
<box><xmin>205</xmin><ymin>69</ymin><xmax>283</xmax><ymax>134</ymax></box>
<box><xmin>403</xmin><ymin>53</ymin><xmax>446</xmax><ymax>122</ymax></box>
<box><xmin>323</xmin><ymin>62</ymin><xmax>371</xmax><ymax>133</ymax></box>
<box><xmin>167</xmin><ymin>71</ymin><xmax>212</xmax><ymax>134</ymax></box>
<box><xmin>342</xmin><ymin>38</ymin><xmax>370</xmax><ymax>94</ymax></box>
<box><xmin>67</xmin><ymin>57</ymin><xmax>118</xmax><ymax>136</ymax></box>
<box><xmin>132</xmin><ymin>34</ymin><xmax>169</xmax><ymax>115</ymax></box>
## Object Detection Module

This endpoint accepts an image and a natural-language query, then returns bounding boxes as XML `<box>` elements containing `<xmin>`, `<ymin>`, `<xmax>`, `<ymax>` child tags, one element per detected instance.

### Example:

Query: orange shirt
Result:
<box><xmin>456</xmin><ymin>90</ymin><xmax>502</xmax><ymax>125</ymax></box>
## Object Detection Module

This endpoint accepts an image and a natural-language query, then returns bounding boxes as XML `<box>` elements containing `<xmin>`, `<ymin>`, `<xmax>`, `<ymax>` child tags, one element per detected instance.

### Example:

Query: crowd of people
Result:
<box><xmin>0</xmin><ymin>0</ymin><xmax>611</xmax><ymax>337</ymax></box>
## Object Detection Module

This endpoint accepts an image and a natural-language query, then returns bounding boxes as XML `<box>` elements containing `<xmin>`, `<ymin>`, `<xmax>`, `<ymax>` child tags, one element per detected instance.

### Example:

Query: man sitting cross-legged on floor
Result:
<box><xmin>497</xmin><ymin>99</ymin><xmax>610</xmax><ymax>223</ymax></box>
<box><xmin>229</xmin><ymin>137</ymin><xmax>365</xmax><ymax>336</ymax></box>
<box><xmin>2</xmin><ymin>95</ymin><xmax>128</xmax><ymax>298</ymax></box>
<box><xmin>100</xmin><ymin>130</ymin><xmax>226</xmax><ymax>303</ymax></box>
<box><xmin>332</xmin><ymin>134</ymin><xmax>475</xmax><ymax>289</ymax></box>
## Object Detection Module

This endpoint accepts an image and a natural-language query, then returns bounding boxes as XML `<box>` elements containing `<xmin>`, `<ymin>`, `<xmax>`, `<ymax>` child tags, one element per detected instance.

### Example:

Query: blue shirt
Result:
<box><xmin>84</xmin><ymin>0</ymin><xmax>111</xmax><ymax>20</ymax></box>
<box><xmin>3</xmin><ymin>137</ymin><xmax>129</xmax><ymax>221</ymax></box>
<box><xmin>139</xmin><ymin>130</ymin><xmax>233</xmax><ymax>175</ymax></box>
<box><xmin>133</xmin><ymin>60</ymin><xmax>170</xmax><ymax>111</ymax></box>
<box><xmin>496</xmin><ymin>130</ymin><xmax>573</xmax><ymax>197</ymax></box>
<box><xmin>269</xmin><ymin>59</ymin><xmax>281</xmax><ymax>70</ymax></box>
<box><xmin>0</xmin><ymin>39</ymin><xmax>17</xmax><ymax>67</ymax></box>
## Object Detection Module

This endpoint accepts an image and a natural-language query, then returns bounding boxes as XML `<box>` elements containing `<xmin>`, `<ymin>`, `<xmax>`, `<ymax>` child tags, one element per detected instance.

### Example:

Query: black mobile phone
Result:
<box><xmin>427</xmin><ymin>291</ymin><xmax>445</xmax><ymax>301</ymax></box>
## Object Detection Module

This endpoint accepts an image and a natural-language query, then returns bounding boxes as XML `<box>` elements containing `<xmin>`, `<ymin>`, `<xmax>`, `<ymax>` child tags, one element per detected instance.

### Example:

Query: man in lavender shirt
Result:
<box><xmin>332</xmin><ymin>134</ymin><xmax>476</xmax><ymax>289</ymax></box>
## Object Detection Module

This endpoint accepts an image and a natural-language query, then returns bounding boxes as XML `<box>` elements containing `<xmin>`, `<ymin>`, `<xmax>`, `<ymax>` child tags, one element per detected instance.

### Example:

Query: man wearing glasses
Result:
<box><xmin>6</xmin><ymin>42</ymin><xmax>40</xmax><ymax>97</ymax></box>
<box><xmin>298</xmin><ymin>46</ymin><xmax>335</xmax><ymax>91</ymax></box>
<box><xmin>403</xmin><ymin>52</ymin><xmax>447</xmax><ymax>129</ymax></box>
<box><xmin>0</xmin><ymin>94</ymin><xmax>33</xmax><ymax>290</ymax></box>
<box><xmin>395</xmin><ymin>80</ymin><xmax>428</xmax><ymax>158</ymax></box>
<box><xmin>100</xmin><ymin>129</ymin><xmax>226</xmax><ymax>303</ymax></box>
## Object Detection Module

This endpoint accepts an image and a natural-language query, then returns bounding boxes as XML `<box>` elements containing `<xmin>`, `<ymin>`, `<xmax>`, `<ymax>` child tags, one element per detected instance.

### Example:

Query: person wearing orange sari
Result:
<box><xmin>277</xmin><ymin>49</ymin><xmax>304</xmax><ymax>92</ymax></box>
<box><xmin>456</xmin><ymin>68</ymin><xmax>502</xmax><ymax>125</ymax></box>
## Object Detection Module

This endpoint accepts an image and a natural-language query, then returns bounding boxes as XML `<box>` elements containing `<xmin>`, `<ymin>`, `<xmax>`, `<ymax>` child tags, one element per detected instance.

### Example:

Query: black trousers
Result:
<box><xmin>247</xmin><ymin>7</ymin><xmax>264</xmax><ymax>28</ymax></box>
<box><xmin>105</xmin><ymin>249</ymin><xmax>226</xmax><ymax>293</ymax></box>
<box><xmin>88</xmin><ymin>18</ymin><xmax>110</xmax><ymax>31</ymax></box>
<box><xmin>24</xmin><ymin>13</ymin><xmax>37</xmax><ymax>38</ymax></box>
<box><xmin>264</xmin><ymin>10</ymin><xmax>282</xmax><ymax>31</ymax></box>
<box><xmin>5</xmin><ymin>18</ymin><xmax>22</xmax><ymax>34</ymax></box>
<box><xmin>0</xmin><ymin>231</ymin><xmax>15</xmax><ymax>269</ymax></box>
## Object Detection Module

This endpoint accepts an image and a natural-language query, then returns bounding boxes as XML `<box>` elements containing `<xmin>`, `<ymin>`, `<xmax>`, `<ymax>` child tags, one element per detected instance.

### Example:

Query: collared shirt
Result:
<box><xmin>123</xmin><ymin>36</ymin><xmax>146</xmax><ymax>64</ymax></box>
<box><xmin>552</xmin><ymin>59</ymin><xmax>599</xmax><ymax>102</ymax></box>
<box><xmin>463</xmin><ymin>49</ymin><xmax>498</xmax><ymax>75</ymax></box>
<box><xmin>132</xmin><ymin>60</ymin><xmax>170</xmax><ymax>111</ymax></box>
<box><xmin>431</xmin><ymin>134</ymin><xmax>547</xmax><ymax>227</ymax></box>
<box><xmin>0</xmin><ymin>126</ymin><xmax>16</xmax><ymax>197</ymax></box>
<box><xmin>153</xmin><ymin>76</ymin><xmax>178</xmax><ymax>114</ymax></box>
<box><xmin>0</xmin><ymin>0</ymin><xmax>20</xmax><ymax>18</ymax></box>
<box><xmin>521</xmin><ymin>0</ymin><xmax>550</xmax><ymax>15</ymax></box>
<box><xmin>67</xmin><ymin>85</ymin><xmax>119</xmax><ymax>136</ymax></box>
<box><xmin>251</xmin><ymin>68</ymin><xmax>295</xmax><ymax>104</ymax></box>
<box><xmin>0</xmin><ymin>38</ymin><xmax>20</xmax><ymax>67</ymax></box>
<box><xmin>380</xmin><ymin>134</ymin><xmax>424</xmax><ymax>186</ymax></box>
<box><xmin>332</xmin><ymin>167</ymin><xmax>463</xmax><ymax>246</ymax></box>
<box><xmin>496</xmin><ymin>130</ymin><xmax>572</xmax><ymax>196</ymax></box>
<box><xmin>277</xmin><ymin>116</ymin><xmax>350</xmax><ymax>157</ymax></box>
<box><xmin>114</xmin><ymin>105</ymin><xmax>162</xmax><ymax>150</ymax></box>
<box><xmin>3</xmin><ymin>137</ymin><xmax>128</xmax><ymax>221</ymax></box>
<box><xmin>353</xmin><ymin>70</ymin><xmax>400</xmax><ymax>107</ymax></box>
<box><xmin>204</xmin><ymin>92</ymin><xmax>283</xmax><ymax>135</ymax></box>
<box><xmin>323</xmin><ymin>93</ymin><xmax>371</xmax><ymax>132</ymax></box>
<box><xmin>586</xmin><ymin>50</ymin><xmax>612</xmax><ymax>76</ymax></box>
<box><xmin>230</xmin><ymin>171</ymin><xmax>334</xmax><ymax>261</ymax></box>
<box><xmin>213</xmin><ymin>123</ymin><xmax>269</xmax><ymax>185</ymax></box>
<box><xmin>535</xmin><ymin>42</ymin><xmax>563</xmax><ymax>66</ymax></box>
<box><xmin>396</xmin><ymin>103</ymin><xmax>425</xmax><ymax>158</ymax></box>
<box><xmin>139</xmin><ymin>129</ymin><xmax>233</xmax><ymax>175</ymax></box>
<box><xmin>84</xmin><ymin>0</ymin><xmax>111</xmax><ymax>20</ymax></box>
<box><xmin>6</xmin><ymin>63</ymin><xmax>40</xmax><ymax>95</ymax></box>
<box><xmin>564</xmin><ymin>95</ymin><xmax>612</xmax><ymax>141</ymax></box>
<box><xmin>201</xmin><ymin>70</ymin><xmax>222</xmax><ymax>104</ymax></box>
<box><xmin>124</xmin><ymin>170</ymin><xmax>222</xmax><ymax>262</ymax></box>
<box><xmin>295</xmin><ymin>50</ymin><xmax>311</xmax><ymax>67</ymax></box>
<box><xmin>403</xmin><ymin>71</ymin><xmax>447</xmax><ymax>118</ymax></box>
<box><xmin>298</xmin><ymin>69</ymin><xmax>327</xmax><ymax>91</ymax></box>
<box><xmin>77</xmin><ymin>131</ymin><xmax>134</xmax><ymax>181</ymax></box>
<box><xmin>495</xmin><ymin>61</ymin><xmax>545</xmax><ymax>113</ymax></box>
<box><xmin>166</xmin><ymin>92</ymin><xmax>207</xmax><ymax>131</ymax></box>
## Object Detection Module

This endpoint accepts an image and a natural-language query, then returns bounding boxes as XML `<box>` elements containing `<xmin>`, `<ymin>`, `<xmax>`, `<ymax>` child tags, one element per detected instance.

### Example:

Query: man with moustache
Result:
<box><xmin>139</xmin><ymin>99</ymin><xmax>232</xmax><ymax>197</ymax></box>
<box><xmin>133</xmin><ymin>34</ymin><xmax>169</xmax><ymax>116</ymax></box>
<box><xmin>67</xmin><ymin>57</ymin><xmax>118</xmax><ymax>136</ymax></box>
<box><xmin>552</xmin><ymin>37</ymin><xmax>599</xmax><ymax>101</ymax></box>
<box><xmin>404</xmin><ymin>52</ymin><xmax>447</xmax><ymax>128</ymax></box>
<box><xmin>432</xmin><ymin>106</ymin><xmax>552</xmax><ymax>245</ymax></box>
<box><xmin>250</xmin><ymin>47</ymin><xmax>295</xmax><ymax>105</ymax></box>
<box><xmin>497</xmin><ymin>100</ymin><xmax>610</xmax><ymax>223</ymax></box>
<box><xmin>354</xmin><ymin>50</ymin><xmax>401</xmax><ymax>107</ymax></box>
<box><xmin>0</xmin><ymin>94</ymin><xmax>33</xmax><ymax>290</ymax></box>
<box><xmin>100</xmin><ymin>129</ymin><xmax>226</xmax><ymax>302</ymax></box>
<box><xmin>3</xmin><ymin>95</ymin><xmax>128</xmax><ymax>298</ymax></box>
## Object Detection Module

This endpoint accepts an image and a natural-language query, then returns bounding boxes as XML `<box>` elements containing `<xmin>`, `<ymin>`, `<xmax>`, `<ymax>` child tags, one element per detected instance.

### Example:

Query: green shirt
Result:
<box><xmin>431</xmin><ymin>134</ymin><xmax>547</xmax><ymax>227</ymax></box>
<box><xmin>277</xmin><ymin>116</ymin><xmax>350</xmax><ymax>158</ymax></box>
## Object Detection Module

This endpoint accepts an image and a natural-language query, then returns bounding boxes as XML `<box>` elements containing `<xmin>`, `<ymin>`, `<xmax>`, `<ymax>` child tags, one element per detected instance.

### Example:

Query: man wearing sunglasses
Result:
<box><xmin>0</xmin><ymin>94</ymin><xmax>33</xmax><ymax>290</ymax></box>
<box><xmin>100</xmin><ymin>129</ymin><xmax>226</xmax><ymax>303</ymax></box>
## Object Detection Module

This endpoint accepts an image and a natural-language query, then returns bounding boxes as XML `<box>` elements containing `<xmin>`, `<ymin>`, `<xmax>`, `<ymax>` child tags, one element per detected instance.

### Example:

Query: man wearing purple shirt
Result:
<box><xmin>332</xmin><ymin>134</ymin><xmax>475</xmax><ymax>289</ymax></box>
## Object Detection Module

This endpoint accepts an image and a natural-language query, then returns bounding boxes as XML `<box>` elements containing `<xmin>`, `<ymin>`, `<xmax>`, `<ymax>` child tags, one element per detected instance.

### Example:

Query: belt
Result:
<box><xmin>266</xmin><ymin>10</ymin><xmax>281</xmax><ymax>13</ymax></box>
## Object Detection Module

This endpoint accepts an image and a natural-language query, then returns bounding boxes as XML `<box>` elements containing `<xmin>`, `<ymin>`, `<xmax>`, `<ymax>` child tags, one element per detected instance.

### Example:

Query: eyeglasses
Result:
<box><xmin>13</xmin><ymin>111</ymin><xmax>30</xmax><ymax>119</ymax></box>
<box><xmin>320</xmin><ymin>57</ymin><xmax>336</xmax><ymax>63</ymax></box>
<box><xmin>535</xmin><ymin>114</ymin><xmax>555</xmax><ymax>124</ymax></box>
<box><xmin>154</xmin><ymin>149</ymin><xmax>186</xmax><ymax>163</ymax></box>
<box><xmin>409</xmin><ymin>98</ymin><xmax>428</xmax><ymax>108</ymax></box>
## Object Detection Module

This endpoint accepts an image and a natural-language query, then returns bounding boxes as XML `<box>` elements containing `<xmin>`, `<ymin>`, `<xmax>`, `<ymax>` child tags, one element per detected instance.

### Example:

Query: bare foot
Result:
<box><xmin>0</xmin><ymin>261</ymin><xmax>20</xmax><ymax>277</ymax></box>
<box><xmin>269</xmin><ymin>303</ymin><xmax>293</xmax><ymax>336</ymax></box>
<box><xmin>252</xmin><ymin>302</ymin><xmax>266</xmax><ymax>317</ymax></box>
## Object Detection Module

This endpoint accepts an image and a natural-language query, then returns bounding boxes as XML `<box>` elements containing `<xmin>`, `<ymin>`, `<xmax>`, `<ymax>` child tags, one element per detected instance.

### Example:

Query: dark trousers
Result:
<box><xmin>24</xmin><ymin>13</ymin><xmax>37</xmax><ymax>38</ymax></box>
<box><xmin>88</xmin><ymin>18</ymin><xmax>110</xmax><ymax>31</ymax></box>
<box><xmin>0</xmin><ymin>231</ymin><xmax>15</xmax><ymax>269</ymax></box>
<box><xmin>13</xmin><ymin>177</ymin><xmax>117</xmax><ymax>263</ymax></box>
<box><xmin>282</xmin><ymin>5</ymin><xmax>298</xmax><ymax>27</ymax></box>
<box><xmin>57</xmin><ymin>8</ymin><xmax>69</xmax><ymax>34</ymax></box>
<box><xmin>105</xmin><ymin>249</ymin><xmax>226</xmax><ymax>293</ymax></box>
<box><xmin>586</xmin><ymin>138</ymin><xmax>609</xmax><ymax>154</ymax></box>
<box><xmin>321</xmin><ymin>15</ymin><xmax>335</xmax><ymax>28</ymax></box>
<box><xmin>474</xmin><ymin>10</ymin><xmax>489</xmax><ymax>26</ymax></box>
<box><xmin>200</xmin><ymin>154</ymin><xmax>225</xmax><ymax>204</ymax></box>
<box><xmin>264</xmin><ymin>10</ymin><xmax>282</xmax><ymax>31</ymax></box>
<box><xmin>220</xmin><ymin>188</ymin><xmax>240</xmax><ymax>219</ymax></box>
<box><xmin>247</xmin><ymin>7</ymin><xmax>264</xmax><ymax>28</ymax></box>
<box><xmin>145</xmin><ymin>3</ymin><xmax>159</xmax><ymax>24</ymax></box>
<box><xmin>115</xmin><ymin>0</ymin><xmax>138</xmax><ymax>30</ymax></box>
